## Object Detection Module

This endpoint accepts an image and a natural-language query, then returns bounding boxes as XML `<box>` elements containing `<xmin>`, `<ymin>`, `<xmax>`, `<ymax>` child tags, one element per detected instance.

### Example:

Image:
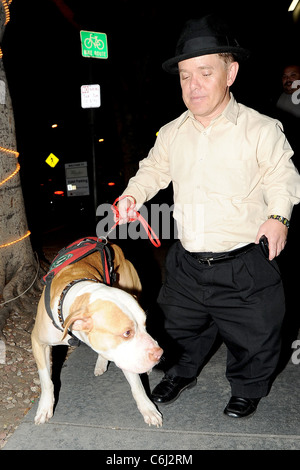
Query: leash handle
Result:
<box><xmin>111</xmin><ymin>196</ymin><xmax>161</xmax><ymax>248</ymax></box>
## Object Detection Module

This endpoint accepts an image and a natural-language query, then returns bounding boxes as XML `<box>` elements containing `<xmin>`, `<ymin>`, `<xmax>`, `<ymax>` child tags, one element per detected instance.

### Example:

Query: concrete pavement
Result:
<box><xmin>3</xmin><ymin>335</ymin><xmax>300</xmax><ymax>451</ymax></box>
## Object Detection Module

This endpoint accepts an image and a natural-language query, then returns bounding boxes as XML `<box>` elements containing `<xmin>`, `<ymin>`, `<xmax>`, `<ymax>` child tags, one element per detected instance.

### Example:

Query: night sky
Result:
<box><xmin>1</xmin><ymin>0</ymin><xmax>299</xmax><ymax>238</ymax></box>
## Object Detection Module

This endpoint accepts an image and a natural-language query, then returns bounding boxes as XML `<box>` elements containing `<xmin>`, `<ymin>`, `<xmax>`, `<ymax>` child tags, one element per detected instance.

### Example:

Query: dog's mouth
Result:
<box><xmin>115</xmin><ymin>360</ymin><xmax>158</xmax><ymax>374</ymax></box>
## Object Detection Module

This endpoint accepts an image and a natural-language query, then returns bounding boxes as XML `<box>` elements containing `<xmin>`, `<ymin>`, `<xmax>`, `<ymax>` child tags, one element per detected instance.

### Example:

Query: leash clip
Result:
<box><xmin>98</xmin><ymin>236</ymin><xmax>108</xmax><ymax>245</ymax></box>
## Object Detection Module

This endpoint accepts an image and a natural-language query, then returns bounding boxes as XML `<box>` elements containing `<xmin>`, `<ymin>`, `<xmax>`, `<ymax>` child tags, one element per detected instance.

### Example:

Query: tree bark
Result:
<box><xmin>0</xmin><ymin>1</ymin><xmax>42</xmax><ymax>335</ymax></box>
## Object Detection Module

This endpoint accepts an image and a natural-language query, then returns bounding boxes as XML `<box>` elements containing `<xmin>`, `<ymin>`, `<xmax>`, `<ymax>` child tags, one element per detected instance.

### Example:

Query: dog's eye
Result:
<box><xmin>122</xmin><ymin>330</ymin><xmax>132</xmax><ymax>338</ymax></box>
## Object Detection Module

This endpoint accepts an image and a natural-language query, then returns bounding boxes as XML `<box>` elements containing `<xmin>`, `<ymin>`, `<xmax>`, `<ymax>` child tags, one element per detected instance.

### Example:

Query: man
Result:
<box><xmin>276</xmin><ymin>64</ymin><xmax>300</xmax><ymax>118</ymax></box>
<box><xmin>116</xmin><ymin>15</ymin><xmax>300</xmax><ymax>418</ymax></box>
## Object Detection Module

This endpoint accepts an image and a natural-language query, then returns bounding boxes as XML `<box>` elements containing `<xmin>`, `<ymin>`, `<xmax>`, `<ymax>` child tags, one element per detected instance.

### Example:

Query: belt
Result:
<box><xmin>188</xmin><ymin>243</ymin><xmax>255</xmax><ymax>265</ymax></box>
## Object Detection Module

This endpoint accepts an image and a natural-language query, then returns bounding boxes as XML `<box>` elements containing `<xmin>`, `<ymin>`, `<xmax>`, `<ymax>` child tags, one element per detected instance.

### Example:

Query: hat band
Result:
<box><xmin>179</xmin><ymin>35</ymin><xmax>239</xmax><ymax>54</ymax></box>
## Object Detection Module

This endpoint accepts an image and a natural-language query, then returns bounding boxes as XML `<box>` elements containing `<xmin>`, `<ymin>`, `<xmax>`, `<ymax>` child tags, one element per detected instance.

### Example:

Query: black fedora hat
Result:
<box><xmin>162</xmin><ymin>14</ymin><xmax>250</xmax><ymax>74</ymax></box>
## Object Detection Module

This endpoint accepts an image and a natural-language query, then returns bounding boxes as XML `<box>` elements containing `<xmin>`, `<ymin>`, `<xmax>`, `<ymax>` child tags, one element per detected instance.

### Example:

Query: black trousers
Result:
<box><xmin>157</xmin><ymin>241</ymin><xmax>285</xmax><ymax>398</ymax></box>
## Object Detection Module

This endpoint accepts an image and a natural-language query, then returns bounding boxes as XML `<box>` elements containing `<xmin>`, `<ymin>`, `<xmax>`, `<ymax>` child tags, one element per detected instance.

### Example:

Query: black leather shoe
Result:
<box><xmin>224</xmin><ymin>396</ymin><xmax>261</xmax><ymax>418</ymax></box>
<box><xmin>151</xmin><ymin>374</ymin><xmax>197</xmax><ymax>405</ymax></box>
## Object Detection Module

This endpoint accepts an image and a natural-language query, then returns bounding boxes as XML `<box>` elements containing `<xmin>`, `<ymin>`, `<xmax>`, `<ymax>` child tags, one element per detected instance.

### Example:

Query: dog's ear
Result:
<box><xmin>61</xmin><ymin>311</ymin><xmax>94</xmax><ymax>340</ymax></box>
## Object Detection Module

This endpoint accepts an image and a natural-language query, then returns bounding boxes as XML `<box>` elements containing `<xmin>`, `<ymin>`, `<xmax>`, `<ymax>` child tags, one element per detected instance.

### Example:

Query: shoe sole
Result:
<box><xmin>152</xmin><ymin>379</ymin><xmax>197</xmax><ymax>406</ymax></box>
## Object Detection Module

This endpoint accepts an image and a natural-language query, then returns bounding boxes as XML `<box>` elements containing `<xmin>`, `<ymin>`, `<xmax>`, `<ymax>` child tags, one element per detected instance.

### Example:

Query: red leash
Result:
<box><xmin>109</xmin><ymin>196</ymin><xmax>161</xmax><ymax>248</ymax></box>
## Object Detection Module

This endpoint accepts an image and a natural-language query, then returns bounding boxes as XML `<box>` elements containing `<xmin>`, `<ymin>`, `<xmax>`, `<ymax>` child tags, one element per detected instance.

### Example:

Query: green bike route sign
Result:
<box><xmin>80</xmin><ymin>31</ymin><xmax>108</xmax><ymax>59</ymax></box>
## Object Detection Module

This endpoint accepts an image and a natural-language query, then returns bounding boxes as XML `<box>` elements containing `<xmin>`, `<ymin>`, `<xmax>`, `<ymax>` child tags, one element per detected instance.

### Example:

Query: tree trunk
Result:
<box><xmin>0</xmin><ymin>1</ymin><xmax>42</xmax><ymax>335</ymax></box>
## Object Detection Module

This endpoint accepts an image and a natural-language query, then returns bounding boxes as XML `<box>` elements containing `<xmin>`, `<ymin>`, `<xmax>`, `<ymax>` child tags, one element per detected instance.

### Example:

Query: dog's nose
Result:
<box><xmin>149</xmin><ymin>346</ymin><xmax>163</xmax><ymax>363</ymax></box>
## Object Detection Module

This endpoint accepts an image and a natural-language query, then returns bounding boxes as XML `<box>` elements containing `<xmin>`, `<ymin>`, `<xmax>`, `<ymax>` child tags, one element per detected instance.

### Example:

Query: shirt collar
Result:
<box><xmin>178</xmin><ymin>93</ymin><xmax>239</xmax><ymax>128</ymax></box>
<box><xmin>223</xmin><ymin>93</ymin><xmax>239</xmax><ymax>124</ymax></box>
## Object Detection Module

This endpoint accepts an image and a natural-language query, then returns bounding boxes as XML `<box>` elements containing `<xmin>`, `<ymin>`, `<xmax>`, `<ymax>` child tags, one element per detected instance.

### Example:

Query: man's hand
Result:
<box><xmin>115</xmin><ymin>196</ymin><xmax>137</xmax><ymax>224</ymax></box>
<box><xmin>255</xmin><ymin>219</ymin><xmax>288</xmax><ymax>260</ymax></box>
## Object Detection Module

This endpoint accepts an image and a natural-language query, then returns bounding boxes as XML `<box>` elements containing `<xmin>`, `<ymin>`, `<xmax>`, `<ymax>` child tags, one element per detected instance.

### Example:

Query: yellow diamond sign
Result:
<box><xmin>46</xmin><ymin>153</ymin><xmax>59</xmax><ymax>168</ymax></box>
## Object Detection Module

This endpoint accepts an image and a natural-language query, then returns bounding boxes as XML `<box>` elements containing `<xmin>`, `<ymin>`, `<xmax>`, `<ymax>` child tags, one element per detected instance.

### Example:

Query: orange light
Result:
<box><xmin>0</xmin><ymin>146</ymin><xmax>20</xmax><ymax>187</ymax></box>
<box><xmin>108</xmin><ymin>182</ymin><xmax>115</xmax><ymax>186</ymax></box>
<box><xmin>51</xmin><ymin>124</ymin><xmax>58</xmax><ymax>128</ymax></box>
<box><xmin>54</xmin><ymin>190</ymin><xmax>64</xmax><ymax>196</ymax></box>
<box><xmin>0</xmin><ymin>146</ymin><xmax>19</xmax><ymax>158</ymax></box>
<box><xmin>0</xmin><ymin>230</ymin><xmax>31</xmax><ymax>249</ymax></box>
<box><xmin>0</xmin><ymin>163</ymin><xmax>20</xmax><ymax>187</ymax></box>
<box><xmin>2</xmin><ymin>0</ymin><xmax>10</xmax><ymax>25</ymax></box>
<box><xmin>98</xmin><ymin>138</ymin><xmax>104</xmax><ymax>142</ymax></box>
<box><xmin>0</xmin><ymin>0</ymin><xmax>12</xmax><ymax>58</ymax></box>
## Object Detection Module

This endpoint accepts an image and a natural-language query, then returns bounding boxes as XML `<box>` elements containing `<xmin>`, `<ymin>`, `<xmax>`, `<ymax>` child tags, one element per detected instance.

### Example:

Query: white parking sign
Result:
<box><xmin>80</xmin><ymin>84</ymin><xmax>101</xmax><ymax>108</ymax></box>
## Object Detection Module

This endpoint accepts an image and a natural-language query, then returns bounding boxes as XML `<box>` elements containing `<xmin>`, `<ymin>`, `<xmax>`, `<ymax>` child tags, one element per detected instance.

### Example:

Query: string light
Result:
<box><xmin>0</xmin><ymin>161</ymin><xmax>20</xmax><ymax>186</ymax></box>
<box><xmin>0</xmin><ymin>1</ymin><xmax>31</xmax><ymax>251</ymax></box>
<box><xmin>0</xmin><ymin>0</ymin><xmax>13</xmax><ymax>58</ymax></box>
<box><xmin>0</xmin><ymin>136</ymin><xmax>29</xmax><ymax>249</ymax></box>
<box><xmin>0</xmin><ymin>146</ymin><xmax>20</xmax><ymax>187</ymax></box>
<box><xmin>0</xmin><ymin>146</ymin><xmax>19</xmax><ymax>157</ymax></box>
<box><xmin>0</xmin><ymin>230</ymin><xmax>31</xmax><ymax>249</ymax></box>
<box><xmin>0</xmin><ymin>153</ymin><xmax>29</xmax><ymax>247</ymax></box>
<box><xmin>2</xmin><ymin>0</ymin><xmax>10</xmax><ymax>25</ymax></box>
<box><xmin>0</xmin><ymin>149</ymin><xmax>29</xmax><ymax>247</ymax></box>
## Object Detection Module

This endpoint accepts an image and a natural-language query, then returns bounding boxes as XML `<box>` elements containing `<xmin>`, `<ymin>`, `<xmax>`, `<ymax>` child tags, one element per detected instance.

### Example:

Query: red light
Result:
<box><xmin>54</xmin><ymin>190</ymin><xmax>64</xmax><ymax>196</ymax></box>
<box><xmin>108</xmin><ymin>182</ymin><xmax>115</xmax><ymax>186</ymax></box>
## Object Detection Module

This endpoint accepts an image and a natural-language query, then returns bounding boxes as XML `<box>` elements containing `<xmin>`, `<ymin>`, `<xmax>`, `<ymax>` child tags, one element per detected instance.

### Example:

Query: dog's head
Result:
<box><xmin>62</xmin><ymin>285</ymin><xmax>163</xmax><ymax>374</ymax></box>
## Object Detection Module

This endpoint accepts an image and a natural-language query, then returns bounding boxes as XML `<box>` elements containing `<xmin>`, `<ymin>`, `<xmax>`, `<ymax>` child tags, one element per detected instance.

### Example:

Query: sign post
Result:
<box><xmin>80</xmin><ymin>30</ymin><xmax>108</xmax><ymax>219</ymax></box>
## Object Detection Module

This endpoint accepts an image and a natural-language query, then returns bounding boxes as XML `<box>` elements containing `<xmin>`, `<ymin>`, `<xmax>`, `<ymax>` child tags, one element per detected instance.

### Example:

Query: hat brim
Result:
<box><xmin>162</xmin><ymin>46</ymin><xmax>250</xmax><ymax>74</ymax></box>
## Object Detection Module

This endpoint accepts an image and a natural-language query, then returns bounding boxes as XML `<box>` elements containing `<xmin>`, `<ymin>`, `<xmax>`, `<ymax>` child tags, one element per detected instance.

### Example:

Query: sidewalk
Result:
<box><xmin>3</xmin><ymin>335</ymin><xmax>300</xmax><ymax>451</ymax></box>
<box><xmin>2</xmin><ymin>229</ymin><xmax>300</xmax><ymax>452</ymax></box>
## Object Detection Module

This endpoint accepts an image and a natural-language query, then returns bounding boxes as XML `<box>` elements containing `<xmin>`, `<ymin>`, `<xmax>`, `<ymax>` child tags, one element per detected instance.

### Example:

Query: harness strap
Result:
<box><xmin>44</xmin><ymin>273</ymin><xmax>57</xmax><ymax>328</ymax></box>
<box><xmin>58</xmin><ymin>278</ymin><xmax>100</xmax><ymax>346</ymax></box>
<box><xmin>44</xmin><ymin>278</ymin><xmax>100</xmax><ymax>347</ymax></box>
<box><xmin>44</xmin><ymin>274</ymin><xmax>79</xmax><ymax>346</ymax></box>
<box><xmin>100</xmin><ymin>242</ymin><xmax>116</xmax><ymax>285</ymax></box>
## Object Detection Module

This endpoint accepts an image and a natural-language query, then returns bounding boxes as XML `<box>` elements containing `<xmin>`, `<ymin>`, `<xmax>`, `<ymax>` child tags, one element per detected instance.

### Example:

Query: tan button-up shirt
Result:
<box><xmin>123</xmin><ymin>95</ymin><xmax>300</xmax><ymax>252</ymax></box>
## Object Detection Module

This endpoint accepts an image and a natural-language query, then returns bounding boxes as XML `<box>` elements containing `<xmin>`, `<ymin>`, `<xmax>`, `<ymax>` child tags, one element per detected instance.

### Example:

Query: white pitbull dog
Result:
<box><xmin>31</xmin><ymin>244</ymin><xmax>163</xmax><ymax>427</ymax></box>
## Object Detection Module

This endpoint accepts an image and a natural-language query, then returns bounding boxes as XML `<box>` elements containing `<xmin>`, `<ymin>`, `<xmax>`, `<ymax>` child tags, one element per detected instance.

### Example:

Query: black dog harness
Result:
<box><xmin>42</xmin><ymin>237</ymin><xmax>116</xmax><ymax>346</ymax></box>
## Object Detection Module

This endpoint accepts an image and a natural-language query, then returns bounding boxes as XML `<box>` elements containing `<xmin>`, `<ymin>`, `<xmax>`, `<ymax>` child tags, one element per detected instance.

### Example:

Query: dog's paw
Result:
<box><xmin>34</xmin><ymin>392</ymin><xmax>55</xmax><ymax>425</ymax></box>
<box><xmin>142</xmin><ymin>407</ymin><xmax>163</xmax><ymax>427</ymax></box>
<box><xmin>94</xmin><ymin>355</ymin><xmax>108</xmax><ymax>376</ymax></box>
<box><xmin>34</xmin><ymin>406</ymin><xmax>53</xmax><ymax>425</ymax></box>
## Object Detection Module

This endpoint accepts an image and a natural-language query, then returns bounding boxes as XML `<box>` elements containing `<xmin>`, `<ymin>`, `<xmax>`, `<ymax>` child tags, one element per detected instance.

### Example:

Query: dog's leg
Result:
<box><xmin>122</xmin><ymin>370</ymin><xmax>162</xmax><ymax>427</ymax></box>
<box><xmin>94</xmin><ymin>354</ymin><xmax>108</xmax><ymax>376</ymax></box>
<box><xmin>31</xmin><ymin>334</ymin><xmax>54</xmax><ymax>424</ymax></box>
